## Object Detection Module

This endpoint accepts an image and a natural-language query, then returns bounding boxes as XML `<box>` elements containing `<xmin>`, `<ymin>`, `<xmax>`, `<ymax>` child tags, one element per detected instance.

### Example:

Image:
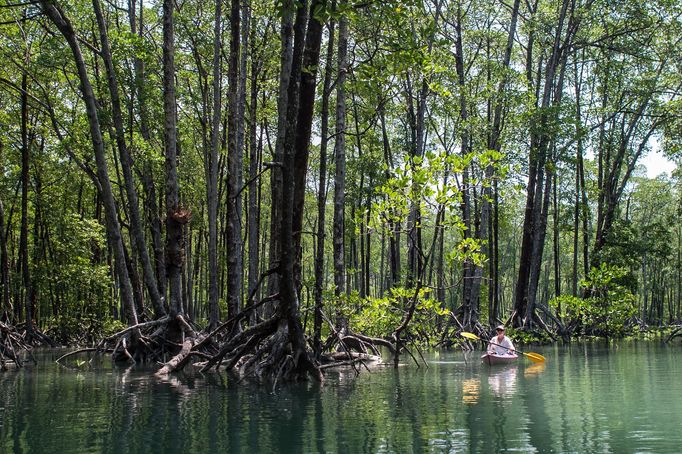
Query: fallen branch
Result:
<box><xmin>56</xmin><ymin>347</ymin><xmax>114</xmax><ymax>364</ymax></box>
<box><xmin>100</xmin><ymin>316</ymin><xmax>170</xmax><ymax>345</ymax></box>
<box><xmin>665</xmin><ymin>326</ymin><xmax>682</xmax><ymax>343</ymax></box>
<box><xmin>156</xmin><ymin>337</ymin><xmax>195</xmax><ymax>376</ymax></box>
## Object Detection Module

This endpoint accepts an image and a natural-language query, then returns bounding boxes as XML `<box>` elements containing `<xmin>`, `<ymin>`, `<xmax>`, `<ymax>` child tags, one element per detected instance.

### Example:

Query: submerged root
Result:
<box><xmin>1</xmin><ymin>320</ymin><xmax>36</xmax><ymax>369</ymax></box>
<box><xmin>56</xmin><ymin>314</ymin><xmax>218</xmax><ymax>371</ymax></box>
<box><xmin>665</xmin><ymin>326</ymin><xmax>682</xmax><ymax>343</ymax></box>
<box><xmin>53</xmin><ymin>304</ymin><xmax>384</xmax><ymax>384</ymax></box>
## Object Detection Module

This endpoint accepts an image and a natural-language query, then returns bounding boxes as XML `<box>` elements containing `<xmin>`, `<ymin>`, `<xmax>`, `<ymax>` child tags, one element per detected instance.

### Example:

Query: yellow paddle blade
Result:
<box><xmin>460</xmin><ymin>332</ymin><xmax>480</xmax><ymax>341</ymax></box>
<box><xmin>524</xmin><ymin>352</ymin><xmax>546</xmax><ymax>363</ymax></box>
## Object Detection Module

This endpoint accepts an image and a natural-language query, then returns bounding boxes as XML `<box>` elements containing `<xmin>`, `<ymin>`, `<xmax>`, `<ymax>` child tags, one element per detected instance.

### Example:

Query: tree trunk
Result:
<box><xmin>380</xmin><ymin>106</ymin><xmax>400</xmax><ymax>289</ymax></box>
<box><xmin>94</xmin><ymin>0</ymin><xmax>165</xmax><ymax>319</ymax></box>
<box><xmin>514</xmin><ymin>0</ymin><xmax>576</xmax><ymax>327</ymax></box>
<box><xmin>39</xmin><ymin>1</ymin><xmax>138</xmax><ymax>327</ymax></box>
<box><xmin>333</xmin><ymin>5</ymin><xmax>348</xmax><ymax>299</ymax></box>
<box><xmin>267</xmin><ymin>1</ymin><xmax>299</xmax><ymax>303</ymax></box>
<box><xmin>162</xmin><ymin>0</ymin><xmax>185</xmax><ymax>317</ymax></box>
<box><xmin>247</xmin><ymin>31</ymin><xmax>262</xmax><ymax>324</ymax></box>
<box><xmin>20</xmin><ymin>71</ymin><xmax>34</xmax><ymax>336</ymax></box>
<box><xmin>293</xmin><ymin>0</ymin><xmax>327</xmax><ymax>291</ymax></box>
<box><xmin>454</xmin><ymin>2</ymin><xmax>474</xmax><ymax>325</ymax></box>
<box><xmin>226</xmin><ymin>0</ymin><xmax>243</xmax><ymax>327</ymax></box>
<box><xmin>207</xmin><ymin>0</ymin><xmax>222</xmax><ymax>330</ymax></box>
<box><xmin>485</xmin><ymin>0</ymin><xmax>520</xmax><ymax>325</ymax></box>
<box><xmin>130</xmin><ymin>0</ymin><xmax>166</xmax><ymax>302</ymax></box>
<box><xmin>553</xmin><ymin>172</ymin><xmax>560</xmax><ymax>299</ymax></box>
<box><xmin>0</xmin><ymin>195</ymin><xmax>9</xmax><ymax>317</ymax></box>
<box><xmin>313</xmin><ymin>14</ymin><xmax>335</xmax><ymax>357</ymax></box>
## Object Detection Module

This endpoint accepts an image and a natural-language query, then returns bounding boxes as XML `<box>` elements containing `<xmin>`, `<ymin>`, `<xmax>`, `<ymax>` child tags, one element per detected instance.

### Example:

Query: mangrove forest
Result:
<box><xmin>0</xmin><ymin>0</ymin><xmax>681</xmax><ymax>380</ymax></box>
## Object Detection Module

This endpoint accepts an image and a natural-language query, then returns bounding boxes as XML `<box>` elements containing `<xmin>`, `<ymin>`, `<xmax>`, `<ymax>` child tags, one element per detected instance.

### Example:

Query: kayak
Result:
<box><xmin>481</xmin><ymin>352</ymin><xmax>518</xmax><ymax>365</ymax></box>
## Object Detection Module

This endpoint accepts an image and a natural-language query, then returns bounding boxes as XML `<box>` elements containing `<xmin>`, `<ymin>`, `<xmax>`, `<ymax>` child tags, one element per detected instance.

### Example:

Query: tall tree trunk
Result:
<box><xmin>39</xmin><ymin>1</ymin><xmax>138</xmax><ymax>326</ymax></box>
<box><xmin>226</xmin><ymin>0</ymin><xmax>243</xmax><ymax>326</ymax></box>
<box><xmin>333</xmin><ymin>4</ymin><xmax>348</xmax><ymax>299</ymax></box>
<box><xmin>293</xmin><ymin>0</ymin><xmax>327</xmax><ymax>291</ymax></box>
<box><xmin>492</xmin><ymin>178</ymin><xmax>500</xmax><ymax>322</ymax></box>
<box><xmin>20</xmin><ymin>71</ymin><xmax>34</xmax><ymax>337</ymax></box>
<box><xmin>579</xmin><ymin>140</ymin><xmax>589</xmax><ymax>279</ymax></box>
<box><xmin>454</xmin><ymin>2</ymin><xmax>474</xmax><ymax>324</ymax></box>
<box><xmin>380</xmin><ymin>106</ymin><xmax>400</xmax><ymax>289</ymax></box>
<box><xmin>236</xmin><ymin>0</ymin><xmax>250</xmax><ymax>319</ymax></box>
<box><xmin>483</xmin><ymin>0</ymin><xmax>520</xmax><ymax>326</ymax></box>
<box><xmin>207</xmin><ymin>0</ymin><xmax>222</xmax><ymax>330</ymax></box>
<box><xmin>248</xmin><ymin>0</ymin><xmax>320</xmax><ymax>381</ymax></box>
<box><xmin>129</xmin><ymin>0</ymin><xmax>166</xmax><ymax>303</ymax></box>
<box><xmin>313</xmin><ymin>14</ymin><xmax>335</xmax><ymax>357</ymax></box>
<box><xmin>572</xmin><ymin>59</ymin><xmax>584</xmax><ymax>297</ymax></box>
<box><xmin>0</xmin><ymin>194</ymin><xmax>9</xmax><ymax>317</ymax></box>
<box><xmin>364</xmin><ymin>191</ymin><xmax>371</xmax><ymax>298</ymax></box>
<box><xmin>162</xmin><ymin>0</ymin><xmax>185</xmax><ymax>317</ymax></box>
<box><xmin>514</xmin><ymin>0</ymin><xmax>575</xmax><ymax>327</ymax></box>
<box><xmin>267</xmin><ymin>1</ymin><xmax>298</xmax><ymax>303</ymax></box>
<box><xmin>553</xmin><ymin>172</ymin><xmax>560</xmax><ymax>299</ymax></box>
<box><xmin>247</xmin><ymin>26</ymin><xmax>262</xmax><ymax>323</ymax></box>
<box><xmin>94</xmin><ymin>0</ymin><xmax>165</xmax><ymax>318</ymax></box>
<box><xmin>405</xmin><ymin>82</ymin><xmax>429</xmax><ymax>289</ymax></box>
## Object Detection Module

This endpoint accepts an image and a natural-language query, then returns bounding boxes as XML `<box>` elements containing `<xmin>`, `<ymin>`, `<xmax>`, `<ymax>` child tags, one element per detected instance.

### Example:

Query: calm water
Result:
<box><xmin>2</xmin><ymin>342</ymin><xmax>682</xmax><ymax>453</ymax></box>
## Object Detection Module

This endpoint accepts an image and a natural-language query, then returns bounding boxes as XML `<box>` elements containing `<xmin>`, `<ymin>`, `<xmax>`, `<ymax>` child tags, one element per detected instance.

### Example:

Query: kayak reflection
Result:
<box><xmin>487</xmin><ymin>366</ymin><xmax>517</xmax><ymax>398</ymax></box>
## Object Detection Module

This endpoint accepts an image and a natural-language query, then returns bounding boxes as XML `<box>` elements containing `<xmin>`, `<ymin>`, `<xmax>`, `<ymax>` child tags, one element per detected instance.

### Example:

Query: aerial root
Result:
<box><xmin>0</xmin><ymin>320</ymin><xmax>36</xmax><ymax>369</ymax></box>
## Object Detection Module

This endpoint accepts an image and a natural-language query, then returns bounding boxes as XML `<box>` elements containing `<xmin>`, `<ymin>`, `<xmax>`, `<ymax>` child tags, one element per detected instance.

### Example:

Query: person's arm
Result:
<box><xmin>507</xmin><ymin>337</ymin><xmax>515</xmax><ymax>354</ymax></box>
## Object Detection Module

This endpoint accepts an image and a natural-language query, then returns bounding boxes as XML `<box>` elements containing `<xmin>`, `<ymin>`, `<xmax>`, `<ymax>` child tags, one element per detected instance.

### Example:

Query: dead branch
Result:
<box><xmin>156</xmin><ymin>337</ymin><xmax>195</xmax><ymax>376</ymax></box>
<box><xmin>56</xmin><ymin>347</ymin><xmax>113</xmax><ymax>364</ymax></box>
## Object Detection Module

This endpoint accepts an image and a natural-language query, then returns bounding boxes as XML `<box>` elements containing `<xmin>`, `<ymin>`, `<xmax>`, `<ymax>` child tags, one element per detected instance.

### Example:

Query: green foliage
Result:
<box><xmin>342</xmin><ymin>287</ymin><xmax>449</xmax><ymax>345</ymax></box>
<box><xmin>551</xmin><ymin>264</ymin><xmax>638</xmax><ymax>338</ymax></box>
<box><xmin>508</xmin><ymin>327</ymin><xmax>553</xmax><ymax>345</ymax></box>
<box><xmin>46</xmin><ymin>313</ymin><xmax>121</xmax><ymax>346</ymax></box>
<box><xmin>36</xmin><ymin>214</ymin><xmax>113</xmax><ymax>344</ymax></box>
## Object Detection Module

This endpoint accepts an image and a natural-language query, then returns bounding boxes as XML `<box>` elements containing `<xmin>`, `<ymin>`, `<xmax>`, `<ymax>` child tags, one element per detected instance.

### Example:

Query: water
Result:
<box><xmin>1</xmin><ymin>341</ymin><xmax>682</xmax><ymax>453</ymax></box>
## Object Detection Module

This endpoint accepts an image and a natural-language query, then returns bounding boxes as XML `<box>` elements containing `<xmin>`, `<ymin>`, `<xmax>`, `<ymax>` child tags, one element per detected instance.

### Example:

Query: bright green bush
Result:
<box><xmin>342</xmin><ymin>287</ymin><xmax>450</xmax><ymax>345</ymax></box>
<box><xmin>550</xmin><ymin>263</ymin><xmax>637</xmax><ymax>337</ymax></box>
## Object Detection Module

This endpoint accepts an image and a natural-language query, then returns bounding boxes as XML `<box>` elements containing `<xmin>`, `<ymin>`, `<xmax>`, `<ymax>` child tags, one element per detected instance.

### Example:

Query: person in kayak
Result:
<box><xmin>488</xmin><ymin>325</ymin><xmax>515</xmax><ymax>355</ymax></box>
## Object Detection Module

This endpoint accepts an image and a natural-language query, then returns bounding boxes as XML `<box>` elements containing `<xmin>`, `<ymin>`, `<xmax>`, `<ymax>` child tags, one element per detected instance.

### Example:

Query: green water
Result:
<box><xmin>1</xmin><ymin>342</ymin><xmax>682</xmax><ymax>453</ymax></box>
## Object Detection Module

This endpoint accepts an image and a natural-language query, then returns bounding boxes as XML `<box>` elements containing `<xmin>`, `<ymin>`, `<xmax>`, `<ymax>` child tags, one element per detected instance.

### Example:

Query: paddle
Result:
<box><xmin>460</xmin><ymin>331</ymin><xmax>546</xmax><ymax>363</ymax></box>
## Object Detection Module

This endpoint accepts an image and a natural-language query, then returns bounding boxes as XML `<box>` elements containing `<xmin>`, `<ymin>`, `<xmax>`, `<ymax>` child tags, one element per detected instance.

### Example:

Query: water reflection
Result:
<box><xmin>4</xmin><ymin>345</ymin><xmax>682</xmax><ymax>453</ymax></box>
<box><xmin>487</xmin><ymin>366</ymin><xmax>517</xmax><ymax>398</ymax></box>
<box><xmin>523</xmin><ymin>362</ymin><xmax>546</xmax><ymax>378</ymax></box>
<box><xmin>461</xmin><ymin>378</ymin><xmax>480</xmax><ymax>405</ymax></box>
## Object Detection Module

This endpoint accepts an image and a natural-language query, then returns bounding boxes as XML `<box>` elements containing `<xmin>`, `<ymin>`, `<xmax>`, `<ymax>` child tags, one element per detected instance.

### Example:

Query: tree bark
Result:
<box><xmin>293</xmin><ymin>0</ymin><xmax>327</xmax><ymax>291</ymax></box>
<box><xmin>207</xmin><ymin>0</ymin><xmax>222</xmax><ymax>330</ymax></box>
<box><xmin>267</xmin><ymin>1</ymin><xmax>298</xmax><ymax>303</ymax></box>
<box><xmin>226</xmin><ymin>0</ymin><xmax>243</xmax><ymax>327</ymax></box>
<box><xmin>129</xmin><ymin>1</ymin><xmax>166</xmax><ymax>302</ymax></box>
<box><xmin>247</xmin><ymin>42</ymin><xmax>262</xmax><ymax>323</ymax></box>
<box><xmin>313</xmin><ymin>14</ymin><xmax>335</xmax><ymax>357</ymax></box>
<box><xmin>162</xmin><ymin>0</ymin><xmax>185</xmax><ymax>317</ymax></box>
<box><xmin>39</xmin><ymin>0</ymin><xmax>138</xmax><ymax>326</ymax></box>
<box><xmin>0</xmin><ymin>195</ymin><xmax>9</xmax><ymax>317</ymax></box>
<box><xmin>19</xmin><ymin>70</ymin><xmax>34</xmax><ymax>336</ymax></box>
<box><xmin>513</xmin><ymin>0</ymin><xmax>576</xmax><ymax>327</ymax></box>
<box><xmin>266</xmin><ymin>0</ymin><xmax>320</xmax><ymax>380</ymax></box>
<box><xmin>130</xmin><ymin>0</ymin><xmax>167</xmax><ymax>302</ymax></box>
<box><xmin>94</xmin><ymin>0</ymin><xmax>165</xmax><ymax>318</ymax></box>
<box><xmin>333</xmin><ymin>4</ymin><xmax>348</xmax><ymax>299</ymax></box>
<box><xmin>453</xmin><ymin>2</ymin><xmax>474</xmax><ymax>324</ymax></box>
<box><xmin>380</xmin><ymin>106</ymin><xmax>400</xmax><ymax>289</ymax></box>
